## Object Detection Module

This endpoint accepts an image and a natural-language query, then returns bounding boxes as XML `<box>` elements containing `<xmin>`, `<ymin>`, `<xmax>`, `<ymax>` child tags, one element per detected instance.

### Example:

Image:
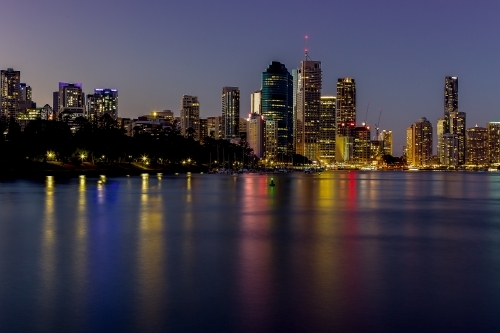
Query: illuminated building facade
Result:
<box><xmin>19</xmin><ymin>83</ymin><xmax>35</xmax><ymax>112</ymax></box>
<box><xmin>488</xmin><ymin>122</ymin><xmax>500</xmax><ymax>164</ymax></box>
<box><xmin>221</xmin><ymin>87</ymin><xmax>240</xmax><ymax>140</ymax></box>
<box><xmin>251</xmin><ymin>90</ymin><xmax>261</xmax><ymax>114</ymax></box>
<box><xmin>87</xmin><ymin>88</ymin><xmax>118</xmax><ymax>120</ymax></box>
<box><xmin>199</xmin><ymin>118</ymin><xmax>208</xmax><ymax>143</ymax></box>
<box><xmin>319</xmin><ymin>96</ymin><xmax>336</xmax><ymax>163</ymax></box>
<box><xmin>353</xmin><ymin>126</ymin><xmax>371</xmax><ymax>164</ymax></box>
<box><xmin>437</xmin><ymin>118</ymin><xmax>446</xmax><ymax>163</ymax></box>
<box><xmin>247</xmin><ymin>113</ymin><xmax>264</xmax><ymax>158</ymax></box>
<box><xmin>466</xmin><ymin>125</ymin><xmax>488</xmax><ymax>165</ymax></box>
<box><xmin>442</xmin><ymin>133</ymin><xmax>459</xmax><ymax>166</ymax></box>
<box><xmin>264</xmin><ymin>117</ymin><xmax>278</xmax><ymax>161</ymax></box>
<box><xmin>450</xmin><ymin>111</ymin><xmax>466</xmax><ymax>165</ymax></box>
<box><xmin>407</xmin><ymin>117</ymin><xmax>433</xmax><ymax>166</ymax></box>
<box><xmin>58</xmin><ymin>82</ymin><xmax>84</xmax><ymax>111</ymax></box>
<box><xmin>378</xmin><ymin>130</ymin><xmax>393</xmax><ymax>156</ymax></box>
<box><xmin>261</xmin><ymin>61</ymin><xmax>293</xmax><ymax>155</ymax></box>
<box><xmin>1</xmin><ymin>68</ymin><xmax>21</xmax><ymax>118</ymax></box>
<box><xmin>444</xmin><ymin>76</ymin><xmax>458</xmax><ymax>133</ymax></box>
<box><xmin>295</xmin><ymin>60</ymin><xmax>322</xmax><ymax>161</ymax></box>
<box><xmin>336</xmin><ymin>78</ymin><xmax>356</xmax><ymax>137</ymax></box>
<box><xmin>181</xmin><ymin>95</ymin><xmax>200</xmax><ymax>140</ymax></box>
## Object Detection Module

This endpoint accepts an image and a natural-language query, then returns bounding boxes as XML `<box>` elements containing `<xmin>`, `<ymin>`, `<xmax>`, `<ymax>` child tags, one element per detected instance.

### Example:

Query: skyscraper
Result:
<box><xmin>58</xmin><ymin>82</ymin><xmax>84</xmax><ymax>111</ymax></box>
<box><xmin>407</xmin><ymin>117</ymin><xmax>433</xmax><ymax>166</ymax></box>
<box><xmin>221</xmin><ymin>87</ymin><xmax>240</xmax><ymax>140</ymax></box>
<box><xmin>336</xmin><ymin>78</ymin><xmax>356</xmax><ymax>137</ymax></box>
<box><xmin>87</xmin><ymin>88</ymin><xmax>118</xmax><ymax>120</ymax></box>
<box><xmin>450</xmin><ymin>111</ymin><xmax>466</xmax><ymax>165</ymax></box>
<box><xmin>319</xmin><ymin>96</ymin><xmax>336</xmax><ymax>164</ymax></box>
<box><xmin>251</xmin><ymin>90</ymin><xmax>261</xmax><ymax>114</ymax></box>
<box><xmin>181</xmin><ymin>95</ymin><xmax>200</xmax><ymax>140</ymax></box>
<box><xmin>466</xmin><ymin>125</ymin><xmax>488</xmax><ymax>166</ymax></box>
<box><xmin>378</xmin><ymin>130</ymin><xmax>393</xmax><ymax>156</ymax></box>
<box><xmin>264</xmin><ymin>117</ymin><xmax>278</xmax><ymax>161</ymax></box>
<box><xmin>353</xmin><ymin>126</ymin><xmax>371</xmax><ymax>164</ymax></box>
<box><xmin>487</xmin><ymin>122</ymin><xmax>500</xmax><ymax>164</ymax></box>
<box><xmin>442</xmin><ymin>133</ymin><xmax>459</xmax><ymax>166</ymax></box>
<box><xmin>444</xmin><ymin>76</ymin><xmax>458</xmax><ymax>133</ymax></box>
<box><xmin>1</xmin><ymin>68</ymin><xmax>21</xmax><ymax>118</ymax></box>
<box><xmin>261</xmin><ymin>61</ymin><xmax>294</xmax><ymax>155</ymax></box>
<box><xmin>295</xmin><ymin>59</ymin><xmax>322</xmax><ymax>161</ymax></box>
<box><xmin>437</xmin><ymin>118</ymin><xmax>446</xmax><ymax>164</ymax></box>
<box><xmin>247</xmin><ymin>113</ymin><xmax>264</xmax><ymax>158</ymax></box>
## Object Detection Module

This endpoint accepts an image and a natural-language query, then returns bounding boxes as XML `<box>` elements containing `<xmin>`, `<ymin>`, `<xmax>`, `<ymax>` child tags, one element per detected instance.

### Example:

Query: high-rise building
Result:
<box><xmin>353</xmin><ymin>126</ymin><xmax>371</xmax><ymax>164</ymax></box>
<box><xmin>487</xmin><ymin>122</ymin><xmax>500</xmax><ymax>164</ymax></box>
<box><xmin>264</xmin><ymin>117</ymin><xmax>279</xmax><ymax>161</ymax></box>
<box><xmin>239</xmin><ymin>118</ymin><xmax>248</xmax><ymax>141</ymax></box>
<box><xmin>466</xmin><ymin>125</ymin><xmax>488</xmax><ymax>166</ymax></box>
<box><xmin>247</xmin><ymin>113</ymin><xmax>264</xmax><ymax>158</ymax></box>
<box><xmin>251</xmin><ymin>90</ymin><xmax>261</xmax><ymax>114</ymax></box>
<box><xmin>261</xmin><ymin>61</ymin><xmax>294</xmax><ymax>155</ymax></box>
<box><xmin>52</xmin><ymin>92</ymin><xmax>59</xmax><ymax>118</ymax></box>
<box><xmin>336</xmin><ymin>78</ymin><xmax>356</xmax><ymax>137</ymax></box>
<box><xmin>295</xmin><ymin>59</ymin><xmax>322</xmax><ymax>161</ymax></box>
<box><xmin>319</xmin><ymin>96</ymin><xmax>336</xmax><ymax>164</ymax></box>
<box><xmin>19</xmin><ymin>83</ymin><xmax>35</xmax><ymax>112</ymax></box>
<box><xmin>450</xmin><ymin>111</ymin><xmax>466</xmax><ymax>165</ymax></box>
<box><xmin>181</xmin><ymin>95</ymin><xmax>200</xmax><ymax>140</ymax></box>
<box><xmin>378</xmin><ymin>130</ymin><xmax>393</xmax><ymax>156</ymax></box>
<box><xmin>221</xmin><ymin>87</ymin><xmax>240</xmax><ymax>140</ymax></box>
<box><xmin>437</xmin><ymin>118</ymin><xmax>446</xmax><ymax>164</ymax></box>
<box><xmin>87</xmin><ymin>88</ymin><xmax>118</xmax><ymax>120</ymax></box>
<box><xmin>442</xmin><ymin>133</ymin><xmax>459</xmax><ymax>166</ymax></box>
<box><xmin>199</xmin><ymin>118</ymin><xmax>208</xmax><ymax>142</ymax></box>
<box><xmin>444</xmin><ymin>76</ymin><xmax>458</xmax><ymax>133</ymax></box>
<box><xmin>1</xmin><ymin>68</ymin><xmax>21</xmax><ymax>118</ymax></box>
<box><xmin>58</xmin><ymin>82</ymin><xmax>84</xmax><ymax>111</ymax></box>
<box><xmin>407</xmin><ymin>117</ymin><xmax>433</xmax><ymax>166</ymax></box>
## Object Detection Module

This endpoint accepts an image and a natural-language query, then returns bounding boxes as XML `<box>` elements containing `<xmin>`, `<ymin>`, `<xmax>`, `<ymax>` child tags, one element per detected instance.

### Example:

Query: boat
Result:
<box><xmin>488</xmin><ymin>167</ymin><xmax>499</xmax><ymax>172</ymax></box>
<box><xmin>408</xmin><ymin>167</ymin><xmax>419</xmax><ymax>171</ymax></box>
<box><xmin>360</xmin><ymin>166</ymin><xmax>377</xmax><ymax>171</ymax></box>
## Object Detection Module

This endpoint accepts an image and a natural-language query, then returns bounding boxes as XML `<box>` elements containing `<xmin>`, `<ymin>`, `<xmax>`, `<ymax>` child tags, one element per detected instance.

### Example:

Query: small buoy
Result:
<box><xmin>269</xmin><ymin>178</ymin><xmax>275</xmax><ymax>187</ymax></box>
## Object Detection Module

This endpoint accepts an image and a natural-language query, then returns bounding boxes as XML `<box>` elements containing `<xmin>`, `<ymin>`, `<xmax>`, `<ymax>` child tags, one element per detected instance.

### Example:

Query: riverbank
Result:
<box><xmin>0</xmin><ymin>161</ymin><xmax>208</xmax><ymax>179</ymax></box>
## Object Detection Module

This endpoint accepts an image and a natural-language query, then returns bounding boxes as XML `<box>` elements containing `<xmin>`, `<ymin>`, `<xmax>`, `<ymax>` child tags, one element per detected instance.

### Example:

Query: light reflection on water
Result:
<box><xmin>1</xmin><ymin>172</ymin><xmax>500</xmax><ymax>332</ymax></box>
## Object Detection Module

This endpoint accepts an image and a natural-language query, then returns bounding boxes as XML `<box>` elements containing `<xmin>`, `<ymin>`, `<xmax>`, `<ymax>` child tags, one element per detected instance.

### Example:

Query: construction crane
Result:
<box><xmin>375</xmin><ymin>108</ymin><xmax>383</xmax><ymax>139</ymax></box>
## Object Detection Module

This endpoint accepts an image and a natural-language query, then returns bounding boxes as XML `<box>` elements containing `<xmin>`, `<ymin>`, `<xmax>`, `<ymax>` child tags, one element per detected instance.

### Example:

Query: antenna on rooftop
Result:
<box><xmin>305</xmin><ymin>35</ymin><xmax>311</xmax><ymax>60</ymax></box>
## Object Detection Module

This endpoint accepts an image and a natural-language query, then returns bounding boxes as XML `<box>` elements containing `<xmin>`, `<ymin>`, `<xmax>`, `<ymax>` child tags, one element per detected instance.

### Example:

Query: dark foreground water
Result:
<box><xmin>1</xmin><ymin>172</ymin><xmax>500</xmax><ymax>333</ymax></box>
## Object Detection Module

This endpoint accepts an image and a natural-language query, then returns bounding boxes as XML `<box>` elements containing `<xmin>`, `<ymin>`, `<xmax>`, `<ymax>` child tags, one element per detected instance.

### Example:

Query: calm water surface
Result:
<box><xmin>1</xmin><ymin>172</ymin><xmax>500</xmax><ymax>332</ymax></box>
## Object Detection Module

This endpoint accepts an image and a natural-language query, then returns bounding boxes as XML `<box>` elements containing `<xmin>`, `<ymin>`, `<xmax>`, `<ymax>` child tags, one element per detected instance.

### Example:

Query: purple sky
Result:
<box><xmin>2</xmin><ymin>0</ymin><xmax>500</xmax><ymax>153</ymax></box>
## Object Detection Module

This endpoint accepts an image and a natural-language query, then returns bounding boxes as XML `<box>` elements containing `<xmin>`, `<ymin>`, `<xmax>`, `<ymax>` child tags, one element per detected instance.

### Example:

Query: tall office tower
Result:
<box><xmin>207</xmin><ymin>116</ymin><xmax>217</xmax><ymax>138</ymax></box>
<box><xmin>437</xmin><ymin>118</ymin><xmax>446</xmax><ymax>163</ymax></box>
<box><xmin>19</xmin><ymin>83</ymin><xmax>35</xmax><ymax>112</ymax></box>
<box><xmin>352</xmin><ymin>126</ymin><xmax>371</xmax><ymax>164</ymax></box>
<box><xmin>247</xmin><ymin>113</ymin><xmax>264</xmax><ymax>158</ymax></box>
<box><xmin>199</xmin><ymin>118</ymin><xmax>208</xmax><ymax>143</ymax></box>
<box><xmin>295</xmin><ymin>57</ymin><xmax>322</xmax><ymax>161</ymax></box>
<box><xmin>319</xmin><ymin>96</ymin><xmax>336</xmax><ymax>164</ymax></box>
<box><xmin>181</xmin><ymin>95</ymin><xmax>200</xmax><ymax>140</ymax></box>
<box><xmin>261</xmin><ymin>61</ymin><xmax>294</xmax><ymax>155</ymax></box>
<box><xmin>406</xmin><ymin>126</ymin><xmax>414</xmax><ymax>164</ymax></box>
<box><xmin>214</xmin><ymin>116</ymin><xmax>223</xmax><ymax>139</ymax></box>
<box><xmin>378</xmin><ymin>130</ymin><xmax>393</xmax><ymax>156</ymax></box>
<box><xmin>336</xmin><ymin>78</ymin><xmax>356</xmax><ymax>136</ymax></box>
<box><xmin>1</xmin><ymin>68</ymin><xmax>21</xmax><ymax>118</ymax></box>
<box><xmin>466</xmin><ymin>125</ymin><xmax>488</xmax><ymax>166</ymax></box>
<box><xmin>239</xmin><ymin>118</ymin><xmax>248</xmax><ymax>140</ymax></box>
<box><xmin>264</xmin><ymin>117</ymin><xmax>279</xmax><ymax>160</ymax></box>
<box><xmin>442</xmin><ymin>133</ymin><xmax>459</xmax><ymax>166</ymax></box>
<box><xmin>444</xmin><ymin>76</ymin><xmax>458</xmax><ymax>133</ymax></box>
<box><xmin>251</xmin><ymin>90</ymin><xmax>261</xmax><ymax>114</ymax></box>
<box><xmin>450</xmin><ymin>111</ymin><xmax>466</xmax><ymax>165</ymax></box>
<box><xmin>221</xmin><ymin>87</ymin><xmax>240</xmax><ymax>140</ymax></box>
<box><xmin>58</xmin><ymin>82</ymin><xmax>84</xmax><ymax>111</ymax></box>
<box><xmin>407</xmin><ymin>117</ymin><xmax>433</xmax><ymax>166</ymax></box>
<box><xmin>487</xmin><ymin>122</ymin><xmax>500</xmax><ymax>164</ymax></box>
<box><xmin>87</xmin><ymin>89</ymin><xmax>118</xmax><ymax>119</ymax></box>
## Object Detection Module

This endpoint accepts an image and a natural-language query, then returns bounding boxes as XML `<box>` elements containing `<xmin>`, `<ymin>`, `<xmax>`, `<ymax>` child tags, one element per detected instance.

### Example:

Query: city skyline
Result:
<box><xmin>2</xmin><ymin>0</ymin><xmax>500</xmax><ymax>151</ymax></box>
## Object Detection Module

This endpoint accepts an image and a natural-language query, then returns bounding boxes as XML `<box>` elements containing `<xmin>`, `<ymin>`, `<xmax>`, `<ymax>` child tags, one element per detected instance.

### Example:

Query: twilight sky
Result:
<box><xmin>2</xmin><ymin>0</ymin><xmax>500</xmax><ymax>153</ymax></box>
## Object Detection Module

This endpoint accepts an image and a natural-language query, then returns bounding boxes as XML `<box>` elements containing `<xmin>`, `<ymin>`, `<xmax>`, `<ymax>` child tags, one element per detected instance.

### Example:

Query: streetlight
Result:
<box><xmin>80</xmin><ymin>153</ymin><xmax>86</xmax><ymax>162</ymax></box>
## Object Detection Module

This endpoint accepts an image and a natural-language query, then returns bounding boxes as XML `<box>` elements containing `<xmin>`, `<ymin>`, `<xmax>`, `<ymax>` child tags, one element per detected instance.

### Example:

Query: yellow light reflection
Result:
<box><xmin>137</xmin><ymin>175</ymin><xmax>166</xmax><ymax>328</ymax></box>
